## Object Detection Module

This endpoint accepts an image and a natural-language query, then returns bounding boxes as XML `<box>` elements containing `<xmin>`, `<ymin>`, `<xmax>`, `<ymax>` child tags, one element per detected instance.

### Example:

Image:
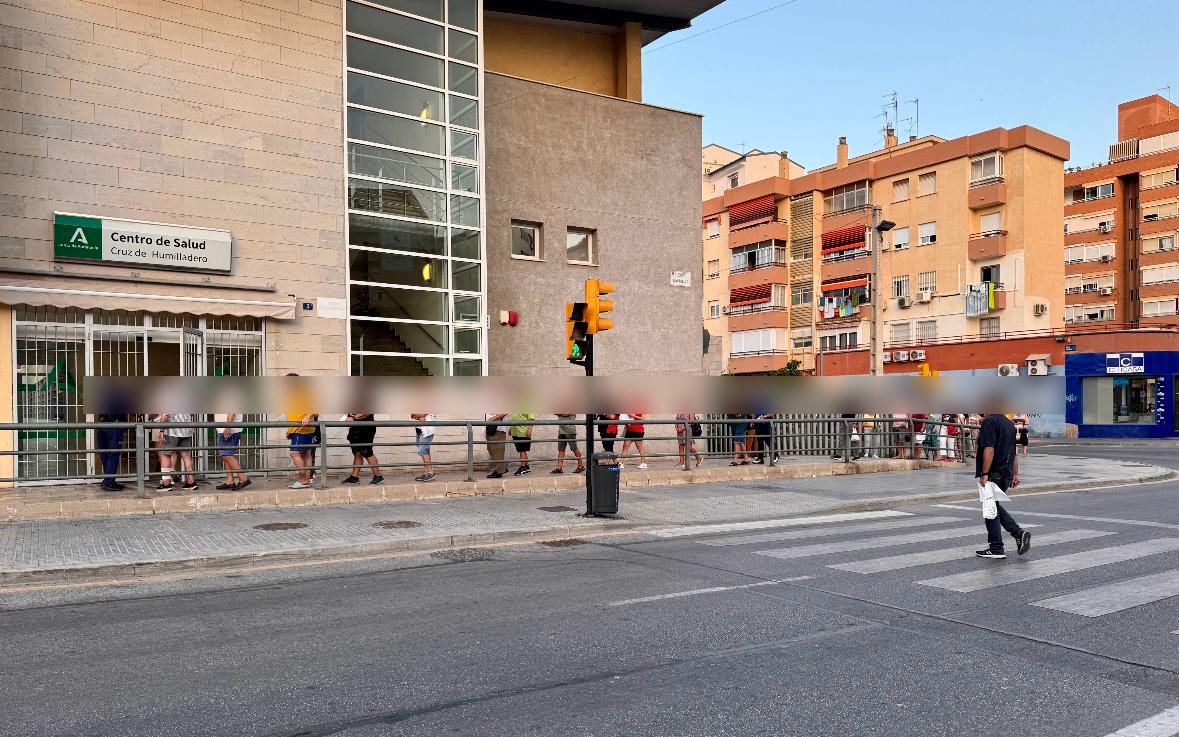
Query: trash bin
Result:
<box><xmin>589</xmin><ymin>451</ymin><xmax>620</xmax><ymax>515</ymax></box>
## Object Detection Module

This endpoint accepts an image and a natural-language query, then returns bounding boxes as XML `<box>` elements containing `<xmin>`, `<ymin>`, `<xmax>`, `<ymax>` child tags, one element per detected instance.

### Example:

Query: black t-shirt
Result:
<box><xmin>976</xmin><ymin>414</ymin><xmax>1016</xmax><ymax>480</ymax></box>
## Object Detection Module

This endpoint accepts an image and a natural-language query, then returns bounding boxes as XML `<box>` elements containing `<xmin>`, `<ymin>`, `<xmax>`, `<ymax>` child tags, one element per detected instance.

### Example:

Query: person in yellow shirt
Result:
<box><xmin>285</xmin><ymin>372</ymin><xmax>318</xmax><ymax>489</ymax></box>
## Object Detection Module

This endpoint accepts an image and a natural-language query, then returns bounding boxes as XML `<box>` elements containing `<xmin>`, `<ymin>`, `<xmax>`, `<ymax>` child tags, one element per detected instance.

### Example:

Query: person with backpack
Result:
<box><xmin>598</xmin><ymin>413</ymin><xmax>619</xmax><ymax>454</ymax></box>
<box><xmin>675</xmin><ymin>413</ymin><xmax>703</xmax><ymax>469</ymax></box>
<box><xmin>975</xmin><ymin>412</ymin><xmax>1031</xmax><ymax>559</ymax></box>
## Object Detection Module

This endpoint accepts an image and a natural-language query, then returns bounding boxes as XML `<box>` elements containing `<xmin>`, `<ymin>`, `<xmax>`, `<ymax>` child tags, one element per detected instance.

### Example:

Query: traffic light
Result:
<box><xmin>585</xmin><ymin>279</ymin><xmax>615</xmax><ymax>334</ymax></box>
<box><xmin>566</xmin><ymin>301</ymin><xmax>589</xmax><ymax>362</ymax></box>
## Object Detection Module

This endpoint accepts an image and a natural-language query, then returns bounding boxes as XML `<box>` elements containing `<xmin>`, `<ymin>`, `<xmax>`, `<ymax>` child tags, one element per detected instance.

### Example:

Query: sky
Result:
<box><xmin>642</xmin><ymin>0</ymin><xmax>1179</xmax><ymax>170</ymax></box>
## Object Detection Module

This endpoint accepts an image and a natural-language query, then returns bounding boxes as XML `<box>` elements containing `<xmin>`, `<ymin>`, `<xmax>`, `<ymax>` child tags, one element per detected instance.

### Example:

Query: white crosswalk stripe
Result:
<box><xmin>830</xmin><ymin>529</ymin><xmax>1114</xmax><ymax>574</ymax></box>
<box><xmin>755</xmin><ymin>525</ymin><xmax>1017</xmax><ymax>561</ymax></box>
<box><xmin>918</xmin><ymin>539</ymin><xmax>1179</xmax><ymax>593</ymax></box>
<box><xmin>1031</xmin><ymin>569</ymin><xmax>1179</xmax><ymax>617</ymax></box>
<box><xmin>700</xmin><ymin>516</ymin><xmax>968</xmax><ymax>547</ymax></box>
<box><xmin>647</xmin><ymin>510</ymin><xmax>911</xmax><ymax>539</ymax></box>
<box><xmin>1099</xmin><ymin>704</ymin><xmax>1179</xmax><ymax>737</ymax></box>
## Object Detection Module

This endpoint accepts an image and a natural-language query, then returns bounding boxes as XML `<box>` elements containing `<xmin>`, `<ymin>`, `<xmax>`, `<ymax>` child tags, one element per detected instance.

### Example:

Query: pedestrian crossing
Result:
<box><xmin>666</xmin><ymin>510</ymin><xmax>1179</xmax><ymax>624</ymax></box>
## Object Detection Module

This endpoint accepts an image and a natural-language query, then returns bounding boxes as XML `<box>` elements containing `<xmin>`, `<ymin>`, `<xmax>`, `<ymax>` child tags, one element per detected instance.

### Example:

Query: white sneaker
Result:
<box><xmin>289</xmin><ymin>481</ymin><xmax>310</xmax><ymax>489</ymax></box>
<box><xmin>638</xmin><ymin>463</ymin><xmax>648</xmax><ymax>470</ymax></box>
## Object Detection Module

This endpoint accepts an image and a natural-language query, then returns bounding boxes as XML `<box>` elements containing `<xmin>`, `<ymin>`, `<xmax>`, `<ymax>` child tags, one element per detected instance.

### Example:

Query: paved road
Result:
<box><xmin>1</xmin><ymin>457</ymin><xmax>1177</xmax><ymax>736</ymax></box>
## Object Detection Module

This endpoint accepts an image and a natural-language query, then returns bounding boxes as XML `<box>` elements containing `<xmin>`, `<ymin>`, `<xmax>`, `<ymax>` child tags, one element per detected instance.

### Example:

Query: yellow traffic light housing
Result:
<box><xmin>566</xmin><ymin>301</ymin><xmax>589</xmax><ymax>362</ymax></box>
<box><xmin>585</xmin><ymin>279</ymin><xmax>615</xmax><ymax>334</ymax></box>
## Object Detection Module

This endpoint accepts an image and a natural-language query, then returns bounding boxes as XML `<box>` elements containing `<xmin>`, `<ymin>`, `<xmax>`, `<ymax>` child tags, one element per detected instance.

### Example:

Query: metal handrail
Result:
<box><xmin>0</xmin><ymin>416</ymin><xmax>979</xmax><ymax>498</ymax></box>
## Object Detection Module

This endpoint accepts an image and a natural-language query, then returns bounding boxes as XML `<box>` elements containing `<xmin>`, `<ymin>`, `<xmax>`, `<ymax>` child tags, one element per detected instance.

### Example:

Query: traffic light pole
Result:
<box><xmin>583</xmin><ymin>333</ymin><xmax>595</xmax><ymax>515</ymax></box>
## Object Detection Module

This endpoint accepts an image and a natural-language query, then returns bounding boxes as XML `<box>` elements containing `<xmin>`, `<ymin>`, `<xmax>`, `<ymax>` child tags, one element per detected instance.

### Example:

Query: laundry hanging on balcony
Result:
<box><xmin>965</xmin><ymin>282</ymin><xmax>994</xmax><ymax>317</ymax></box>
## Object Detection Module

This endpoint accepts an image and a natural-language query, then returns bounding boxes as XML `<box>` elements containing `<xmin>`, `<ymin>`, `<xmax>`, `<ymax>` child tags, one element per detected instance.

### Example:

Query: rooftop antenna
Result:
<box><xmin>905</xmin><ymin>98</ymin><xmax>919</xmax><ymax>139</ymax></box>
<box><xmin>1159</xmin><ymin>85</ymin><xmax>1172</xmax><ymax>101</ymax></box>
<box><xmin>878</xmin><ymin>91</ymin><xmax>899</xmax><ymax>145</ymax></box>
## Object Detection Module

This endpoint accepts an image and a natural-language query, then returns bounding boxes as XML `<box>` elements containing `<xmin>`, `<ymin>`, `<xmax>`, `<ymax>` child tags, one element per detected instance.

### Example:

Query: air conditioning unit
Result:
<box><xmin>1099</xmin><ymin>287</ymin><xmax>1114</xmax><ymax>296</ymax></box>
<box><xmin>1098</xmin><ymin>223</ymin><xmax>1113</xmax><ymax>233</ymax></box>
<box><xmin>882</xmin><ymin>352</ymin><xmax>892</xmax><ymax>363</ymax></box>
<box><xmin>722</xmin><ymin>306</ymin><xmax>732</xmax><ymax>314</ymax></box>
<box><xmin>1144</xmin><ymin>213</ymin><xmax>1159</xmax><ymax>221</ymax></box>
<box><xmin>1026</xmin><ymin>357</ymin><xmax>1050</xmax><ymax>376</ymax></box>
<box><xmin>1034</xmin><ymin>303</ymin><xmax>1048</xmax><ymax>316</ymax></box>
<box><xmin>912</xmin><ymin>349</ymin><xmax>927</xmax><ymax>360</ymax></box>
<box><xmin>894</xmin><ymin>350</ymin><xmax>911</xmax><ymax>362</ymax></box>
<box><xmin>915</xmin><ymin>290</ymin><xmax>933</xmax><ymax>304</ymax></box>
<box><xmin>1100</xmin><ymin>255</ymin><xmax>1113</xmax><ymax>262</ymax></box>
<box><xmin>997</xmin><ymin>363</ymin><xmax>1020</xmax><ymax>377</ymax></box>
<box><xmin>897</xmin><ymin>296</ymin><xmax>913</xmax><ymax>308</ymax></box>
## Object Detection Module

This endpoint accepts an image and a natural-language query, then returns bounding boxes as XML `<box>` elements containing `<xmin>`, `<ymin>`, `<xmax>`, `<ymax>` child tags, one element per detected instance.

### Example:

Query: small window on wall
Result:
<box><xmin>892</xmin><ymin>178</ymin><xmax>910</xmax><ymax>202</ymax></box>
<box><xmin>729</xmin><ymin>174</ymin><xmax>739</xmax><ymax>189</ymax></box>
<box><xmin>980</xmin><ymin>317</ymin><xmax>1000</xmax><ymax>338</ymax></box>
<box><xmin>918</xmin><ymin>171</ymin><xmax>936</xmax><ymax>196</ymax></box>
<box><xmin>892</xmin><ymin>226</ymin><xmax>910</xmax><ymax>249</ymax></box>
<box><xmin>708</xmin><ymin>301</ymin><xmax>720</xmax><ymax>319</ymax></box>
<box><xmin>918</xmin><ymin>221</ymin><xmax>937</xmax><ymax>245</ymax></box>
<box><xmin>706</xmin><ymin>219</ymin><xmax>720</xmax><ymax>238</ymax></box>
<box><xmin>707</xmin><ymin>259</ymin><xmax>720</xmax><ymax>279</ymax></box>
<box><xmin>566</xmin><ymin>227</ymin><xmax>597</xmax><ymax>265</ymax></box>
<box><xmin>980</xmin><ymin>212</ymin><xmax>1002</xmax><ymax>234</ymax></box>
<box><xmin>511</xmin><ymin>221</ymin><xmax>541</xmax><ymax>260</ymax></box>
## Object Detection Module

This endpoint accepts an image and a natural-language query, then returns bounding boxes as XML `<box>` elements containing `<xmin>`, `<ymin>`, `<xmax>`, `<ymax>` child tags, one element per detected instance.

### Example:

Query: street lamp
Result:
<box><xmin>870</xmin><ymin>210</ymin><xmax>895</xmax><ymax>376</ymax></box>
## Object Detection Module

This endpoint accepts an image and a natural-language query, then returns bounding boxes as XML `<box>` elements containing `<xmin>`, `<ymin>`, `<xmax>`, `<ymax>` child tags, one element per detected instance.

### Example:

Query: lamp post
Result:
<box><xmin>869</xmin><ymin>209</ymin><xmax>896</xmax><ymax>376</ymax></box>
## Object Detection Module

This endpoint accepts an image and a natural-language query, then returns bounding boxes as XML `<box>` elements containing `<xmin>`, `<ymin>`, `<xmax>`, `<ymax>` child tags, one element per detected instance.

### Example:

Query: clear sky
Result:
<box><xmin>642</xmin><ymin>0</ymin><xmax>1179</xmax><ymax>170</ymax></box>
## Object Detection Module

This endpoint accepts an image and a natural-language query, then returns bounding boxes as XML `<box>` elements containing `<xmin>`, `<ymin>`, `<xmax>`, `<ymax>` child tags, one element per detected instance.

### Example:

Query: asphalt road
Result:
<box><xmin>1</xmin><ymin>444</ymin><xmax>1177</xmax><ymax>737</ymax></box>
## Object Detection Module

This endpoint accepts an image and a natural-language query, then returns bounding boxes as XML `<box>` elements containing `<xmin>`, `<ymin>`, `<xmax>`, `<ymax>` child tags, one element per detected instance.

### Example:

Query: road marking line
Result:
<box><xmin>646</xmin><ymin>511</ymin><xmax>911</xmax><ymax>539</ymax></box>
<box><xmin>1031</xmin><ymin>569</ymin><xmax>1179</xmax><ymax>617</ymax></box>
<box><xmin>755</xmin><ymin>525</ymin><xmax>1025</xmax><ymax>560</ymax></box>
<box><xmin>830</xmin><ymin>529</ymin><xmax>1113</xmax><ymax>574</ymax></box>
<box><xmin>700</xmin><ymin>516</ymin><xmax>968</xmax><ymax>547</ymax></box>
<box><xmin>1100</xmin><ymin>704</ymin><xmax>1179</xmax><ymax>737</ymax></box>
<box><xmin>918</xmin><ymin>539</ymin><xmax>1179</xmax><ymax>593</ymax></box>
<box><xmin>931</xmin><ymin>505</ymin><xmax>1179</xmax><ymax>531</ymax></box>
<box><xmin>607</xmin><ymin>576</ymin><xmax>813</xmax><ymax>607</ymax></box>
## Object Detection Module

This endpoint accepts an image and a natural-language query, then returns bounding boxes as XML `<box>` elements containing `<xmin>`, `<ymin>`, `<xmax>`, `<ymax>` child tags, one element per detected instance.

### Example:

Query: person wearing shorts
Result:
<box><xmin>598</xmin><ymin>414</ymin><xmax>619</xmax><ymax>454</ymax></box>
<box><xmin>552</xmin><ymin>414</ymin><xmax>584</xmax><ymax>474</ymax></box>
<box><xmin>158</xmin><ymin>413</ymin><xmax>197</xmax><ymax>491</ymax></box>
<box><xmin>412</xmin><ymin>413</ymin><xmax>436</xmax><ymax>482</ymax></box>
<box><xmin>620</xmin><ymin>413</ymin><xmax>647</xmax><ymax>469</ymax></box>
<box><xmin>287</xmin><ymin>412</ymin><xmax>318</xmax><ymax>488</ymax></box>
<box><xmin>509</xmin><ymin>412</ymin><xmax>535</xmax><ymax>475</ymax></box>
<box><xmin>675</xmin><ymin>413</ymin><xmax>702</xmax><ymax>469</ymax></box>
<box><xmin>729</xmin><ymin>413</ymin><xmax>751</xmax><ymax>465</ymax></box>
<box><xmin>214</xmin><ymin>413</ymin><xmax>250</xmax><ymax>491</ymax></box>
<box><xmin>343</xmin><ymin>413</ymin><xmax>383</xmax><ymax>485</ymax></box>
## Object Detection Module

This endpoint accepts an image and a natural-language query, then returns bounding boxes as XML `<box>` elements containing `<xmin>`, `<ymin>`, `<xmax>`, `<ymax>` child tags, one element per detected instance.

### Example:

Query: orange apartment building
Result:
<box><xmin>703</xmin><ymin>125</ymin><xmax>1070</xmax><ymax>375</ymax></box>
<box><xmin>1064</xmin><ymin>95</ymin><xmax>1179</xmax><ymax>329</ymax></box>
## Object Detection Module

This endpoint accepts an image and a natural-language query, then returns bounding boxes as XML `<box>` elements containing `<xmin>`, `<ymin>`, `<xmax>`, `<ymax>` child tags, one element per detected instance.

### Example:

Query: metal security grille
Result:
<box><xmin>14</xmin><ymin>308</ymin><xmax>86</xmax><ymax>480</ymax></box>
<box><xmin>205</xmin><ymin>318</ymin><xmax>264</xmax><ymax>475</ymax></box>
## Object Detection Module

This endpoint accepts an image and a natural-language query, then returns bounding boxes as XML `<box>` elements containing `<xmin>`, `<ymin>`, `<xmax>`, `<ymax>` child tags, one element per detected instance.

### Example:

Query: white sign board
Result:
<box><xmin>1105</xmin><ymin>352</ymin><xmax>1145</xmax><ymax>374</ymax></box>
<box><xmin>54</xmin><ymin>212</ymin><xmax>232</xmax><ymax>273</ymax></box>
<box><xmin>316</xmin><ymin>297</ymin><xmax>347</xmax><ymax>320</ymax></box>
<box><xmin>670</xmin><ymin>271</ymin><xmax>692</xmax><ymax>287</ymax></box>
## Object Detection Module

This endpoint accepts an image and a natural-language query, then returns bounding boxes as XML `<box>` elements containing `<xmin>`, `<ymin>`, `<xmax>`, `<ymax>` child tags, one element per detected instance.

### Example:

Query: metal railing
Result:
<box><xmin>0</xmin><ymin>416</ymin><xmax>977</xmax><ymax>497</ymax></box>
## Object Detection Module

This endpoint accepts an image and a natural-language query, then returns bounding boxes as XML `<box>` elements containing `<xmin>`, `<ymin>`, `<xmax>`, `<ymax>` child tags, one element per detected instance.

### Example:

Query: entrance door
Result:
<box><xmin>90</xmin><ymin>322</ymin><xmax>146</xmax><ymax>479</ymax></box>
<box><xmin>182</xmin><ymin>328</ymin><xmax>205</xmax><ymax>378</ymax></box>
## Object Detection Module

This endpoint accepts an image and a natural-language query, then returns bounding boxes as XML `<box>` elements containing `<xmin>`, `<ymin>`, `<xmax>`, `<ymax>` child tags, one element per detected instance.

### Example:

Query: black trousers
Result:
<box><xmin>983</xmin><ymin>476</ymin><xmax>1024</xmax><ymax>552</ymax></box>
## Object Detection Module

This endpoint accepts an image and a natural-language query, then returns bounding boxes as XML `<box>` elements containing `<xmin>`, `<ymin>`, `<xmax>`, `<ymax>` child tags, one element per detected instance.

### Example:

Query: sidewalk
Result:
<box><xmin>1</xmin><ymin>455</ymin><xmax>924</xmax><ymax>522</ymax></box>
<box><xmin>0</xmin><ymin>453</ymin><xmax>1169</xmax><ymax>583</ymax></box>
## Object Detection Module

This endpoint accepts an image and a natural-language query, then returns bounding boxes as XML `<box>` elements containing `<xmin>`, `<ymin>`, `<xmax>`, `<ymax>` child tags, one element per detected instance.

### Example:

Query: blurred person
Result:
<box><xmin>921</xmin><ymin>412</ymin><xmax>941</xmax><ymax>460</ymax></box>
<box><xmin>286</xmin><ymin>413</ymin><xmax>318</xmax><ymax>489</ymax></box>
<box><xmin>158</xmin><ymin>413</ymin><xmax>197</xmax><ymax>491</ymax></box>
<box><xmin>1014</xmin><ymin>413</ymin><xmax>1031</xmax><ymax>457</ymax></box>
<box><xmin>891</xmin><ymin>413</ymin><xmax>911</xmax><ymax>459</ymax></box>
<box><xmin>214</xmin><ymin>412</ymin><xmax>250</xmax><ymax>491</ymax></box>
<box><xmin>675</xmin><ymin>413</ymin><xmax>703</xmax><ymax>469</ymax></box>
<box><xmin>911</xmin><ymin>413</ymin><xmax>928</xmax><ymax>460</ymax></box>
<box><xmin>833</xmin><ymin>413</ymin><xmax>856</xmax><ymax>460</ymax></box>
<box><xmin>96</xmin><ymin>412</ymin><xmax>127</xmax><ymax>492</ymax></box>
<box><xmin>975</xmin><ymin>411</ymin><xmax>1030</xmax><ymax>560</ymax></box>
<box><xmin>485</xmin><ymin>413</ymin><xmax>509</xmax><ymax>479</ymax></box>
<box><xmin>962</xmin><ymin>413</ymin><xmax>981</xmax><ymax>458</ymax></box>
<box><xmin>343</xmin><ymin>413</ymin><xmax>384</xmax><ymax>485</ymax></box>
<box><xmin>620</xmin><ymin>413</ymin><xmax>647</xmax><ymax>469</ymax></box>
<box><xmin>552</xmin><ymin>414</ymin><xmax>584</xmax><ymax>474</ymax></box>
<box><xmin>729</xmin><ymin>413</ymin><xmax>751</xmax><ymax>466</ymax></box>
<box><xmin>598</xmin><ymin>413</ymin><xmax>619</xmax><ymax>453</ymax></box>
<box><xmin>412</xmin><ymin>413</ymin><xmax>435</xmax><ymax>482</ymax></box>
<box><xmin>751</xmin><ymin>411</ymin><xmax>776</xmax><ymax>464</ymax></box>
<box><xmin>509</xmin><ymin>411</ymin><xmax>535</xmax><ymax>475</ymax></box>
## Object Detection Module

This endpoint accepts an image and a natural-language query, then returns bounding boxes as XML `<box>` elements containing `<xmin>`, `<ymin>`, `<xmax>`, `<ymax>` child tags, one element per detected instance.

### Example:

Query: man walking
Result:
<box><xmin>975</xmin><ymin>412</ymin><xmax>1031</xmax><ymax>560</ymax></box>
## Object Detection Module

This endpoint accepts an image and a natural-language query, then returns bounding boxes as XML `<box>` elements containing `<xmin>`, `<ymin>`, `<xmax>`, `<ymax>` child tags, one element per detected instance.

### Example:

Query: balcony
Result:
<box><xmin>965</xmin><ymin>282</ymin><xmax>1006</xmax><ymax>317</ymax></box>
<box><xmin>729</xmin><ymin>220</ymin><xmax>790</xmax><ymax>249</ymax></box>
<box><xmin>968</xmin><ymin>179</ymin><xmax>1006</xmax><ymax>209</ymax></box>
<box><xmin>726</xmin><ymin>304</ymin><xmax>790</xmax><ymax>331</ymax></box>
<box><xmin>817</xmin><ymin>301</ymin><xmax>870</xmax><ymax>325</ymax></box>
<box><xmin>968</xmin><ymin>230</ymin><xmax>1007</xmax><ymax>260</ymax></box>
<box><xmin>820</xmin><ymin>247</ymin><xmax>871</xmax><ymax>282</ymax></box>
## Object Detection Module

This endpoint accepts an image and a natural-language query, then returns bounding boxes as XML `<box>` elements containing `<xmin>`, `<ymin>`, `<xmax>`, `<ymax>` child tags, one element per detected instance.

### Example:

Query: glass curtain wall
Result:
<box><xmin>345</xmin><ymin>0</ymin><xmax>486</xmax><ymax>377</ymax></box>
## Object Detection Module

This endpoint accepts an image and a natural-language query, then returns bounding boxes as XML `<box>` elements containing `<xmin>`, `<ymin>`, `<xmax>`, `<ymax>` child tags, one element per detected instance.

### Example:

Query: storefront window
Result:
<box><xmin>1086</xmin><ymin>376</ymin><xmax>1160</xmax><ymax>425</ymax></box>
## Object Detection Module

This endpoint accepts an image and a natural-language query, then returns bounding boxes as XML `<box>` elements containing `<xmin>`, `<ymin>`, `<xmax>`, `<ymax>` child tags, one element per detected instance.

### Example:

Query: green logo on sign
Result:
<box><xmin>54</xmin><ymin>214</ymin><xmax>102</xmax><ymax>260</ymax></box>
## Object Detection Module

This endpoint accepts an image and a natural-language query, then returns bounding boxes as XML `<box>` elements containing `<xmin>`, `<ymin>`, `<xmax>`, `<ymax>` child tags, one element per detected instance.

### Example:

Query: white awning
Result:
<box><xmin>0</xmin><ymin>282</ymin><xmax>296</xmax><ymax>319</ymax></box>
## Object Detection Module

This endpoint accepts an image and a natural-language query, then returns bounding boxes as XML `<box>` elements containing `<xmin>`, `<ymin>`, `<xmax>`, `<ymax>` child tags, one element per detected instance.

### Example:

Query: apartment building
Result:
<box><xmin>1063</xmin><ymin>95</ymin><xmax>1179</xmax><ymax>329</ymax></box>
<box><xmin>0</xmin><ymin>0</ymin><xmax>720</xmax><ymax>480</ymax></box>
<box><xmin>700</xmin><ymin>148</ymin><xmax>805</xmax><ymax>373</ymax></box>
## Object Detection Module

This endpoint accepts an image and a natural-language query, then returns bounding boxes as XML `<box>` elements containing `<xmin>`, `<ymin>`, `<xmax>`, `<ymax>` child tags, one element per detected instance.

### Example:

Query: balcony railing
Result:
<box><xmin>731</xmin><ymin>248</ymin><xmax>789</xmax><ymax>274</ymax></box>
<box><xmin>730</xmin><ymin>349</ymin><xmax>792</xmax><ymax>358</ymax></box>
<box><xmin>725</xmin><ymin>303</ymin><xmax>788</xmax><ymax>317</ymax></box>
<box><xmin>821</xmin><ymin>247</ymin><xmax>871</xmax><ymax>263</ymax></box>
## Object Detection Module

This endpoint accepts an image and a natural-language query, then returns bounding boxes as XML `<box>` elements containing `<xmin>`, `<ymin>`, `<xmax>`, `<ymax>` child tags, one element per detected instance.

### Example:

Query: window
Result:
<box><xmin>791</xmin><ymin>284</ymin><xmax>813</xmax><ymax>305</ymax></box>
<box><xmin>708</xmin><ymin>301</ymin><xmax>720</xmax><ymax>319</ymax></box>
<box><xmin>448</xmin><ymin>0</ymin><xmax>478</xmax><ymax>30</ymax></box>
<box><xmin>707</xmin><ymin>259</ymin><xmax>720</xmax><ymax>278</ymax></box>
<box><xmin>731</xmin><ymin>328</ymin><xmax>787</xmax><ymax>355</ymax></box>
<box><xmin>1144</xmin><ymin>298</ymin><xmax>1179</xmax><ymax>317</ymax></box>
<box><xmin>1064</xmin><ymin>211</ymin><xmax>1115</xmax><ymax>234</ymax></box>
<box><xmin>450</xmin><ymin>130</ymin><xmax>477</xmax><ymax>161</ymax></box>
<box><xmin>917</xmin><ymin>271</ymin><xmax>937</xmax><ymax>294</ymax></box>
<box><xmin>819</xmin><ymin>330</ymin><xmax>858</xmax><ymax>352</ymax></box>
<box><xmin>729</xmin><ymin>174</ymin><xmax>740</xmax><ymax>189</ymax></box>
<box><xmin>979</xmin><ymin>317</ymin><xmax>1000</xmax><ymax>338</ymax></box>
<box><xmin>889</xmin><ymin>322</ymin><xmax>911</xmax><ymax>344</ymax></box>
<box><xmin>347</xmin><ymin>72</ymin><xmax>444</xmax><ymax>125</ymax></box>
<box><xmin>450</xmin><ymin>96</ymin><xmax>479</xmax><ymax>129</ymax></box>
<box><xmin>892</xmin><ymin>178</ymin><xmax>910</xmax><ymax>202</ymax></box>
<box><xmin>348</xmin><ymin>178</ymin><xmax>446</xmax><ymax>222</ymax></box>
<box><xmin>791</xmin><ymin>327</ymin><xmax>813</xmax><ymax>349</ymax></box>
<box><xmin>916</xmin><ymin>319</ymin><xmax>938</xmax><ymax>343</ymax></box>
<box><xmin>348</xmin><ymin>107</ymin><xmax>444</xmax><ymax>156</ymax></box>
<box><xmin>450</xmin><ymin>194</ymin><xmax>479</xmax><ymax>227</ymax></box>
<box><xmin>1143</xmin><ymin>235</ymin><xmax>1177</xmax><ymax>254</ymax></box>
<box><xmin>1142</xmin><ymin>264</ymin><xmax>1179</xmax><ymax>285</ymax></box>
<box><xmin>891</xmin><ymin>226</ymin><xmax>909</xmax><ymax>250</ymax></box>
<box><xmin>1141</xmin><ymin>199</ymin><xmax>1179</xmax><ymax>222</ymax></box>
<box><xmin>970</xmin><ymin>153</ymin><xmax>1003</xmax><ymax>183</ymax></box>
<box><xmin>1070</xmin><ymin>182</ymin><xmax>1113</xmax><ymax>202</ymax></box>
<box><xmin>918</xmin><ymin>221</ymin><xmax>937</xmax><ymax>245</ymax></box>
<box><xmin>346</xmin><ymin>37</ymin><xmax>443</xmax><ymax>89</ymax></box>
<box><xmin>346</xmin><ymin>1</ymin><xmax>443</xmax><ymax>54</ymax></box>
<box><xmin>823</xmin><ymin>181</ymin><xmax>869</xmax><ymax>214</ymax></box>
<box><xmin>1065</xmin><ymin>304</ymin><xmax>1115</xmax><ymax>323</ymax></box>
<box><xmin>979</xmin><ymin>212</ymin><xmax>1002</xmax><ymax>234</ymax></box>
<box><xmin>447</xmin><ymin>61</ymin><xmax>478</xmax><ymax>96</ymax></box>
<box><xmin>566</xmin><ymin>227</ymin><xmax>596</xmax><ymax>265</ymax></box>
<box><xmin>348</xmin><ymin>142</ymin><xmax>444</xmax><ymax>190</ymax></box>
<box><xmin>918</xmin><ymin>171</ymin><xmax>936</xmax><ymax>196</ymax></box>
<box><xmin>451</xmin><ymin>163</ymin><xmax>478</xmax><ymax>193</ymax></box>
<box><xmin>1082</xmin><ymin>376</ymin><xmax>1159</xmax><ymax>425</ymax></box>
<box><xmin>892</xmin><ymin>275</ymin><xmax>910</xmax><ymax>298</ymax></box>
<box><xmin>980</xmin><ymin>264</ymin><xmax>1001</xmax><ymax>285</ymax></box>
<box><xmin>706</xmin><ymin>219</ymin><xmax>720</xmax><ymax>238</ymax></box>
<box><xmin>449</xmin><ymin>28</ymin><xmax>478</xmax><ymax>63</ymax></box>
<box><xmin>511</xmin><ymin>221</ymin><xmax>541</xmax><ymax>259</ymax></box>
<box><xmin>772</xmin><ymin>284</ymin><xmax>789</xmax><ymax>307</ymax></box>
<box><xmin>1141</xmin><ymin>168</ymin><xmax>1179</xmax><ymax>190</ymax></box>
